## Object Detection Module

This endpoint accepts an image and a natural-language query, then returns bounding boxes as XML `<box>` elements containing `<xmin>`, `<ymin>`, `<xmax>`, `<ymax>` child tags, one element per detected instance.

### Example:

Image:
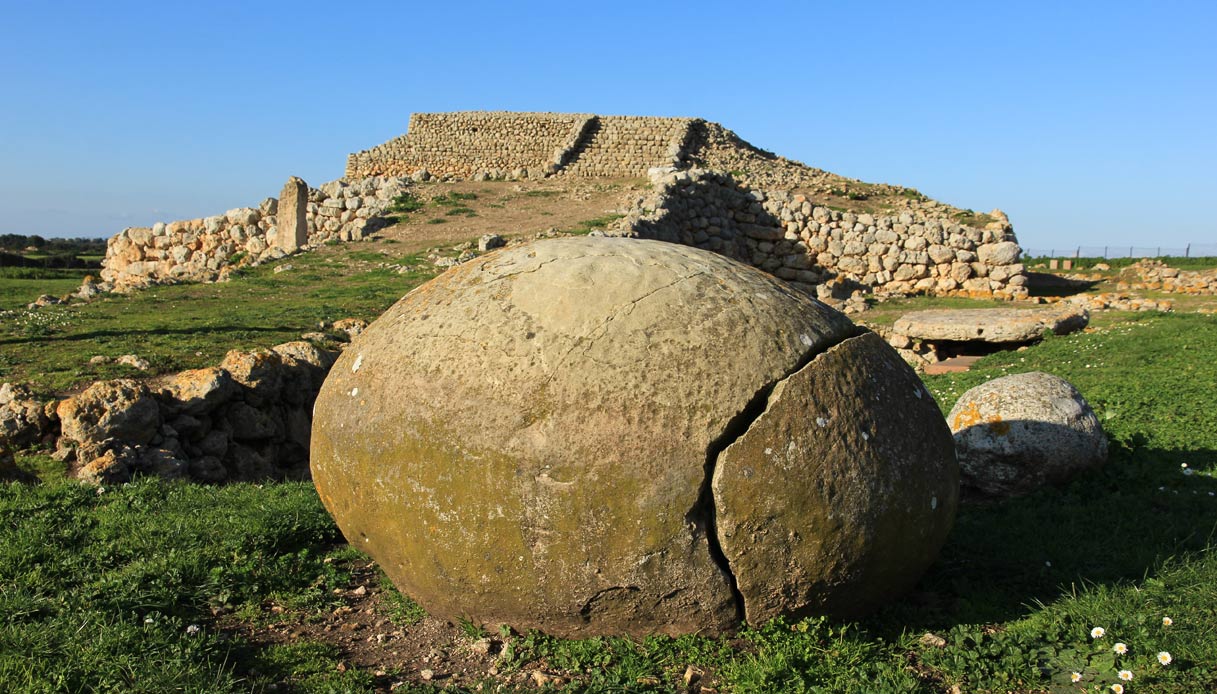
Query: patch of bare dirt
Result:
<box><xmin>373</xmin><ymin>178</ymin><xmax>647</xmax><ymax>254</ymax></box>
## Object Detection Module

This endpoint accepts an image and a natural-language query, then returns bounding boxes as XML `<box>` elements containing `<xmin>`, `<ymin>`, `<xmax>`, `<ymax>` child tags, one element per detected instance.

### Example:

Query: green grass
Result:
<box><xmin>1026</xmin><ymin>256</ymin><xmax>1217</xmax><ymax>271</ymax></box>
<box><xmin>0</xmin><ymin>249</ymin><xmax>437</xmax><ymax>392</ymax></box>
<box><xmin>1</xmin><ymin>287</ymin><xmax>1215</xmax><ymax>690</ymax></box>
<box><xmin>0</xmin><ymin>273</ymin><xmax>89</xmax><ymax>312</ymax></box>
<box><xmin>563</xmin><ymin>213</ymin><xmax>624</xmax><ymax>236</ymax></box>
<box><xmin>0</xmin><ymin>479</ymin><xmax>361</xmax><ymax>692</ymax></box>
<box><xmin>386</xmin><ymin>192</ymin><xmax>425</xmax><ymax>215</ymax></box>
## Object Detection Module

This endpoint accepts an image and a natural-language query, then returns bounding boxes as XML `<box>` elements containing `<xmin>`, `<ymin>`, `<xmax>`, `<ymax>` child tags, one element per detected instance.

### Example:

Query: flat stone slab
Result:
<box><xmin>892</xmin><ymin>306</ymin><xmax>1088</xmax><ymax>343</ymax></box>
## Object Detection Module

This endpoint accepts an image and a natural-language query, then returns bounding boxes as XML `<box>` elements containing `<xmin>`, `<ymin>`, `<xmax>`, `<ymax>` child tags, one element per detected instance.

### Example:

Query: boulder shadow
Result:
<box><xmin>1025</xmin><ymin>271</ymin><xmax>1101</xmax><ymax>298</ymax></box>
<box><xmin>866</xmin><ymin>436</ymin><xmax>1217</xmax><ymax>633</ymax></box>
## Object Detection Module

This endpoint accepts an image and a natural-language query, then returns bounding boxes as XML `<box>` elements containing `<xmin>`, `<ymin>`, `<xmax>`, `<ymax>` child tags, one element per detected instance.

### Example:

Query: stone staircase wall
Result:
<box><xmin>346</xmin><ymin>112</ymin><xmax>697</xmax><ymax>180</ymax></box>
<box><xmin>557</xmin><ymin>116</ymin><xmax>696</xmax><ymax>178</ymax></box>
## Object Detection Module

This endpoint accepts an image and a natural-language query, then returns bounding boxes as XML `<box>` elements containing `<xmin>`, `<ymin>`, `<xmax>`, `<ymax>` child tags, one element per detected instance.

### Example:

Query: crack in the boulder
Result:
<box><xmin>540</xmin><ymin>270</ymin><xmax>709</xmax><ymax>389</ymax></box>
<box><xmin>688</xmin><ymin>325</ymin><xmax>865</xmax><ymax>624</ymax></box>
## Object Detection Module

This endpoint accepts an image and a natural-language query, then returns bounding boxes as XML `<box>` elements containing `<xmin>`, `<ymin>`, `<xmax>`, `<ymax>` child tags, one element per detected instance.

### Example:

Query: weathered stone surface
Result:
<box><xmin>892</xmin><ymin>306</ymin><xmax>1088</xmax><ymax>343</ymax></box>
<box><xmin>312</xmin><ymin>237</ymin><xmax>957</xmax><ymax>638</ymax></box>
<box><xmin>331</xmin><ymin>318</ymin><xmax>368</xmax><ymax>340</ymax></box>
<box><xmin>158</xmin><ymin>367</ymin><xmax>236</xmax><ymax>415</ymax></box>
<box><xmin>0</xmin><ymin>383</ymin><xmax>54</xmax><ymax>449</ymax></box>
<box><xmin>277</xmin><ymin>176</ymin><xmax>308</xmax><ymax>253</ymax></box>
<box><xmin>948</xmin><ymin>372</ymin><xmax>1107</xmax><ymax>498</ymax></box>
<box><xmin>977</xmin><ymin>241</ymin><xmax>1021</xmax><ymax>266</ymax></box>
<box><xmin>57</xmin><ymin>380</ymin><xmax>160</xmax><ymax>459</ymax></box>
<box><xmin>220</xmin><ymin>349</ymin><xmax>283</xmax><ymax>404</ymax></box>
<box><xmin>715</xmin><ymin>332</ymin><xmax>957</xmax><ymax>621</ymax></box>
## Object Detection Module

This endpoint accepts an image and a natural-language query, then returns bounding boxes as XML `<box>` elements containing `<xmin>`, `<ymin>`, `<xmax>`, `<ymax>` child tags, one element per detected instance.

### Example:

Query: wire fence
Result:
<box><xmin>1021</xmin><ymin>243</ymin><xmax>1217</xmax><ymax>259</ymax></box>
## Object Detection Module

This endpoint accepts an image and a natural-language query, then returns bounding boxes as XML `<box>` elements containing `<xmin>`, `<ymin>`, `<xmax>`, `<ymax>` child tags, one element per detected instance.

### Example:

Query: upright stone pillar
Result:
<box><xmin>277</xmin><ymin>176</ymin><xmax>308</xmax><ymax>253</ymax></box>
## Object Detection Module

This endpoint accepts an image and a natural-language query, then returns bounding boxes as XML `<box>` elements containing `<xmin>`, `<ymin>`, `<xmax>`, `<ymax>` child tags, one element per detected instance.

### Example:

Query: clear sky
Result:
<box><xmin>1</xmin><ymin>0</ymin><xmax>1213</xmax><ymax>252</ymax></box>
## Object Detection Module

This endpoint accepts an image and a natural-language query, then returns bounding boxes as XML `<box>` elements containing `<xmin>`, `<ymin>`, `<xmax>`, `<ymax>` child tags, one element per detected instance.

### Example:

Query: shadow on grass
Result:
<box><xmin>0</xmin><ymin>324</ymin><xmax>299</xmax><ymax>347</ymax></box>
<box><xmin>1025</xmin><ymin>271</ymin><xmax>1101</xmax><ymax>298</ymax></box>
<box><xmin>868</xmin><ymin>439</ymin><xmax>1217</xmax><ymax>635</ymax></box>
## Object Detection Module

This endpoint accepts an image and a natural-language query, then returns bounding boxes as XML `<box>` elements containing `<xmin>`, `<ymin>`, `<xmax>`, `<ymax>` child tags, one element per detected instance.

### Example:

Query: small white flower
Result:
<box><xmin>1157</xmin><ymin>651</ymin><xmax>1172</xmax><ymax>665</ymax></box>
<box><xmin>1111</xmin><ymin>684</ymin><xmax>1124</xmax><ymax>694</ymax></box>
<box><xmin>1118</xmin><ymin>669</ymin><xmax>1134</xmax><ymax>681</ymax></box>
<box><xmin>144</xmin><ymin>616</ymin><xmax>154</xmax><ymax>624</ymax></box>
<box><xmin>1091</xmin><ymin>626</ymin><xmax>1106</xmax><ymax>638</ymax></box>
<box><xmin>1114</xmin><ymin>642</ymin><xmax>1128</xmax><ymax>654</ymax></box>
<box><xmin>96</xmin><ymin>487</ymin><xmax>105</xmax><ymax>495</ymax></box>
<box><xmin>1070</xmin><ymin>671</ymin><xmax>1082</xmax><ymax>682</ymax></box>
<box><xmin>1162</xmin><ymin>616</ymin><xmax>1174</xmax><ymax>626</ymax></box>
<box><xmin>186</xmin><ymin>624</ymin><xmax>201</xmax><ymax>635</ymax></box>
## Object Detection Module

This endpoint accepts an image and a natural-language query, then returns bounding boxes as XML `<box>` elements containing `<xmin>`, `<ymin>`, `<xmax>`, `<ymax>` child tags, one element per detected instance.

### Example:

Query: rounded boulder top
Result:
<box><xmin>948</xmin><ymin>371</ymin><xmax>1107</xmax><ymax>499</ymax></box>
<box><xmin>311</xmin><ymin>236</ymin><xmax>958</xmax><ymax>638</ymax></box>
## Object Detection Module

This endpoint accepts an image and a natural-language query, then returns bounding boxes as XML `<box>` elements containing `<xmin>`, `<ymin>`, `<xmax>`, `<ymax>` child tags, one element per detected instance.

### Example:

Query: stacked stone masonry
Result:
<box><xmin>614</xmin><ymin>169</ymin><xmax>1028</xmax><ymax>299</ymax></box>
<box><xmin>346</xmin><ymin>112</ymin><xmax>696</xmax><ymax>180</ymax></box>
<box><xmin>101</xmin><ymin>177</ymin><xmax>408</xmax><ymax>290</ymax></box>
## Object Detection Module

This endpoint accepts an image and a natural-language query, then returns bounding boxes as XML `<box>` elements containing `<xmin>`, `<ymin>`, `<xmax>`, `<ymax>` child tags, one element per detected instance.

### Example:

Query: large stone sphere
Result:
<box><xmin>948</xmin><ymin>371</ymin><xmax>1107</xmax><ymax>499</ymax></box>
<box><xmin>311</xmin><ymin>237</ymin><xmax>958</xmax><ymax>638</ymax></box>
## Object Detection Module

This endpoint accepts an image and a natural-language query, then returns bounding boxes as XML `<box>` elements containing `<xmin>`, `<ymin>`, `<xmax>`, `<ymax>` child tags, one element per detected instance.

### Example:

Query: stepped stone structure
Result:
<box><xmin>346</xmin><ymin>112</ymin><xmax>698</xmax><ymax>180</ymax></box>
<box><xmin>102</xmin><ymin>111</ymin><xmax>1028</xmax><ymax>299</ymax></box>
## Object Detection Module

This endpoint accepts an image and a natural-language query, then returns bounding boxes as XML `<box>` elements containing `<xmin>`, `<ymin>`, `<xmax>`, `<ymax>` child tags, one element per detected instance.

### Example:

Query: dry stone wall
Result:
<box><xmin>615</xmin><ymin>169</ymin><xmax>1028</xmax><ymax>299</ymax></box>
<box><xmin>346</xmin><ymin>112</ymin><xmax>594</xmax><ymax>180</ymax></box>
<box><xmin>101</xmin><ymin>177</ymin><xmax>408</xmax><ymax>290</ymax></box>
<box><xmin>52</xmin><ymin>341</ymin><xmax>338</xmax><ymax>484</ymax></box>
<box><xmin>556</xmin><ymin>116</ymin><xmax>696</xmax><ymax>177</ymax></box>
<box><xmin>346</xmin><ymin>112</ymin><xmax>696</xmax><ymax>180</ymax></box>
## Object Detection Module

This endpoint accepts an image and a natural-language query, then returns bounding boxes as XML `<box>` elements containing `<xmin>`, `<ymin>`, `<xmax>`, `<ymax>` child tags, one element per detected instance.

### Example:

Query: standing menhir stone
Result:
<box><xmin>276</xmin><ymin>176</ymin><xmax>308</xmax><ymax>253</ymax></box>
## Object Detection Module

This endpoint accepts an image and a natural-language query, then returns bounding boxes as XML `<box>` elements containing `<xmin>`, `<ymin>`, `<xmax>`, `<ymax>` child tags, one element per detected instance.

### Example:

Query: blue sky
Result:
<box><xmin>1</xmin><ymin>1</ymin><xmax>1213</xmax><ymax>251</ymax></box>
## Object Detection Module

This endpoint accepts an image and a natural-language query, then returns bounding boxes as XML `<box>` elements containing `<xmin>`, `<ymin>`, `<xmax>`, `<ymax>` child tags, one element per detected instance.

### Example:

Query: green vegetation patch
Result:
<box><xmin>0</xmin><ymin>479</ymin><xmax>356</xmax><ymax>691</ymax></box>
<box><xmin>563</xmin><ymin>214</ymin><xmax>624</xmax><ymax>236</ymax></box>
<box><xmin>0</xmin><ymin>249</ymin><xmax>437</xmax><ymax>391</ymax></box>
<box><xmin>1</xmin><ymin>269</ymin><xmax>1215</xmax><ymax>691</ymax></box>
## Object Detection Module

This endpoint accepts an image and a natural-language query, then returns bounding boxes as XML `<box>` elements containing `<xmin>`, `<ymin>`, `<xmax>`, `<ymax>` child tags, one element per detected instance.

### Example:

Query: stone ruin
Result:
<box><xmin>100</xmin><ymin>177</ymin><xmax>409</xmax><ymax>291</ymax></box>
<box><xmin>100</xmin><ymin>111</ymin><xmax>1029</xmax><ymax>300</ymax></box>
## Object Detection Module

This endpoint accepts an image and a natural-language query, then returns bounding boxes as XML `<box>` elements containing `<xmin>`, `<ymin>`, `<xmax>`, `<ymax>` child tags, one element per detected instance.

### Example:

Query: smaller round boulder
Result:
<box><xmin>948</xmin><ymin>372</ymin><xmax>1107</xmax><ymax>498</ymax></box>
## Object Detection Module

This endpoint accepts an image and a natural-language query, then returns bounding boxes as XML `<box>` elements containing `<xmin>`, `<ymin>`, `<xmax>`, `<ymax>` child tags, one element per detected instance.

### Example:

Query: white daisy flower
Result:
<box><xmin>1070</xmin><ymin>671</ymin><xmax>1082</xmax><ymax>682</ymax></box>
<box><xmin>1114</xmin><ymin>642</ymin><xmax>1128</xmax><ymax>654</ymax></box>
<box><xmin>1162</xmin><ymin>616</ymin><xmax>1173</xmax><ymax>626</ymax></box>
<box><xmin>1091</xmin><ymin>626</ymin><xmax>1106</xmax><ymax>638</ymax></box>
<box><xmin>1110</xmin><ymin>685</ymin><xmax>1124</xmax><ymax>694</ymax></box>
<box><xmin>1157</xmin><ymin>651</ymin><xmax>1172</xmax><ymax>665</ymax></box>
<box><xmin>1118</xmin><ymin>669</ymin><xmax>1134</xmax><ymax>681</ymax></box>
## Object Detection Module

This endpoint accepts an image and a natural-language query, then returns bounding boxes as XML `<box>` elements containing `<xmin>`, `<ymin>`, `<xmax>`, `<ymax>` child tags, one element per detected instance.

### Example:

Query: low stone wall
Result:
<box><xmin>101</xmin><ymin>177</ymin><xmax>408</xmax><ymax>290</ymax></box>
<box><xmin>1116</xmin><ymin>260</ymin><xmax>1217</xmax><ymax>295</ymax></box>
<box><xmin>52</xmin><ymin>341</ymin><xmax>338</xmax><ymax>484</ymax></box>
<box><xmin>615</xmin><ymin>169</ymin><xmax>1028</xmax><ymax>299</ymax></box>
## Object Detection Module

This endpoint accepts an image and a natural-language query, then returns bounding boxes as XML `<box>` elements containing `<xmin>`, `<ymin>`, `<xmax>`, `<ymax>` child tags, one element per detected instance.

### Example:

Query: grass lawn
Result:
<box><xmin>0</xmin><ymin>247</ymin><xmax>438</xmax><ymax>393</ymax></box>
<box><xmin>2</xmin><ymin>267</ymin><xmax>1214</xmax><ymax>693</ymax></box>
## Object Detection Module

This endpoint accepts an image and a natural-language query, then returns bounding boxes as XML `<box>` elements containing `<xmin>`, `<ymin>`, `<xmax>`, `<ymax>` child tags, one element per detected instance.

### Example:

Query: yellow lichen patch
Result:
<box><xmin>951</xmin><ymin>401</ymin><xmax>985</xmax><ymax>430</ymax></box>
<box><xmin>987</xmin><ymin>419</ymin><xmax>1011</xmax><ymax>436</ymax></box>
